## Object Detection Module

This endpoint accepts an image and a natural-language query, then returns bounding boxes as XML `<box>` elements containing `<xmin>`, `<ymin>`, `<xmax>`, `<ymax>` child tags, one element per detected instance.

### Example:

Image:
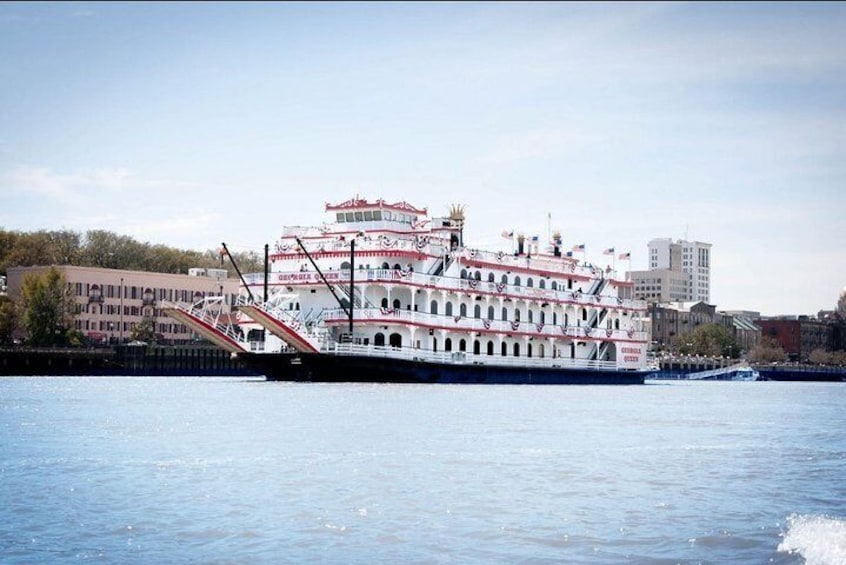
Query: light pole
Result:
<box><xmin>119</xmin><ymin>277</ymin><xmax>124</xmax><ymax>344</ymax></box>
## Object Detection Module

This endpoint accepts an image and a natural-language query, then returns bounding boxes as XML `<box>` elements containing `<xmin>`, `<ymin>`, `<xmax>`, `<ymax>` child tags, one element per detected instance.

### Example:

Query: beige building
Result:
<box><xmin>6</xmin><ymin>265</ymin><xmax>240</xmax><ymax>345</ymax></box>
<box><xmin>645</xmin><ymin>238</ymin><xmax>711</xmax><ymax>303</ymax></box>
<box><xmin>629</xmin><ymin>269</ymin><xmax>691</xmax><ymax>303</ymax></box>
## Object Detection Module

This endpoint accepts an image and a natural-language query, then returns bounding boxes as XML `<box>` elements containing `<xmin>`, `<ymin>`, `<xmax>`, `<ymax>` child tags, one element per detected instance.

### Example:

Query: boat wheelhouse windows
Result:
<box><xmin>445</xmin><ymin>338</ymin><xmax>452</xmax><ymax>351</ymax></box>
<box><xmin>374</xmin><ymin>333</ymin><xmax>385</xmax><ymax>346</ymax></box>
<box><xmin>336</xmin><ymin>213</ymin><xmax>345</xmax><ymax>222</ymax></box>
<box><xmin>389</xmin><ymin>333</ymin><xmax>402</xmax><ymax>348</ymax></box>
<box><xmin>372</xmin><ymin>210</ymin><xmax>382</xmax><ymax>221</ymax></box>
<box><xmin>345</xmin><ymin>212</ymin><xmax>354</xmax><ymax>222</ymax></box>
<box><xmin>354</xmin><ymin>212</ymin><xmax>363</xmax><ymax>222</ymax></box>
<box><xmin>430</xmin><ymin>300</ymin><xmax>438</xmax><ymax>315</ymax></box>
<box><xmin>341</xmin><ymin>261</ymin><xmax>351</xmax><ymax>270</ymax></box>
<box><xmin>445</xmin><ymin>302</ymin><xmax>453</xmax><ymax>316</ymax></box>
<box><xmin>363</xmin><ymin>211</ymin><xmax>373</xmax><ymax>221</ymax></box>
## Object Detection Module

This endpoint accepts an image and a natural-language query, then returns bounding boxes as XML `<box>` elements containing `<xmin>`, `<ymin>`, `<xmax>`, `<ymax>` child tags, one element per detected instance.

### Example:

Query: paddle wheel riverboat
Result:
<box><xmin>165</xmin><ymin>197</ymin><xmax>650</xmax><ymax>384</ymax></box>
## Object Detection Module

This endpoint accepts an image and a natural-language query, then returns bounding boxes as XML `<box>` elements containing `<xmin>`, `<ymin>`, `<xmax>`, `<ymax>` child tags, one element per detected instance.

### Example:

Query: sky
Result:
<box><xmin>1</xmin><ymin>2</ymin><xmax>844</xmax><ymax>316</ymax></box>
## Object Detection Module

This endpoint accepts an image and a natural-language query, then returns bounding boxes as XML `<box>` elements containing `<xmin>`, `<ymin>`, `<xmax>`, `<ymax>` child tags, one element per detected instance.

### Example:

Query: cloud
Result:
<box><xmin>3</xmin><ymin>165</ymin><xmax>133</xmax><ymax>197</ymax></box>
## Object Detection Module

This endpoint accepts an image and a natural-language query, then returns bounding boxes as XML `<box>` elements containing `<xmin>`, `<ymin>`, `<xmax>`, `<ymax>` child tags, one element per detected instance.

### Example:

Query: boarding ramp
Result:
<box><xmin>162</xmin><ymin>296</ymin><xmax>253</xmax><ymax>354</ymax></box>
<box><xmin>236</xmin><ymin>293</ymin><xmax>328</xmax><ymax>354</ymax></box>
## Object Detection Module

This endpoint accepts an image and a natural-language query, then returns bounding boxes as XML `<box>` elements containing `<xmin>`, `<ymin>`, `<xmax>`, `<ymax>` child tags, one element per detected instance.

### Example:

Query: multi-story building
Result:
<box><xmin>629</xmin><ymin>269</ymin><xmax>691</xmax><ymax>303</ymax></box>
<box><xmin>649</xmin><ymin>301</ymin><xmax>759</xmax><ymax>356</ymax></box>
<box><xmin>6</xmin><ymin>265</ymin><xmax>240</xmax><ymax>345</ymax></box>
<box><xmin>645</xmin><ymin>238</ymin><xmax>711</xmax><ymax>303</ymax></box>
<box><xmin>755</xmin><ymin>316</ymin><xmax>831</xmax><ymax>362</ymax></box>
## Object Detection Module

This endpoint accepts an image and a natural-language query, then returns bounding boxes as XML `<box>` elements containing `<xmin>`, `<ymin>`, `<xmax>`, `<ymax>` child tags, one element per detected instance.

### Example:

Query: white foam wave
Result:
<box><xmin>778</xmin><ymin>513</ymin><xmax>846</xmax><ymax>565</ymax></box>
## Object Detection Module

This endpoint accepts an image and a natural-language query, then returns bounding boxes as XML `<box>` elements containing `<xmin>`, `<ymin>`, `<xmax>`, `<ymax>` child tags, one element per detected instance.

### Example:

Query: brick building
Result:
<box><xmin>6</xmin><ymin>265</ymin><xmax>240</xmax><ymax>345</ymax></box>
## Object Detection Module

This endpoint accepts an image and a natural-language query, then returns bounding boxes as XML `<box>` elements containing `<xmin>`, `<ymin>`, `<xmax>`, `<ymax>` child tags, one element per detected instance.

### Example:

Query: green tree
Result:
<box><xmin>130</xmin><ymin>318</ymin><xmax>157</xmax><ymax>343</ymax></box>
<box><xmin>0</xmin><ymin>295</ymin><xmax>18</xmax><ymax>345</ymax></box>
<box><xmin>748</xmin><ymin>336</ymin><xmax>788</xmax><ymax>363</ymax></box>
<box><xmin>21</xmin><ymin>267</ymin><xmax>77</xmax><ymax>346</ymax></box>
<box><xmin>691</xmin><ymin>323</ymin><xmax>737</xmax><ymax>357</ymax></box>
<box><xmin>2</xmin><ymin>231</ymin><xmax>55</xmax><ymax>268</ymax></box>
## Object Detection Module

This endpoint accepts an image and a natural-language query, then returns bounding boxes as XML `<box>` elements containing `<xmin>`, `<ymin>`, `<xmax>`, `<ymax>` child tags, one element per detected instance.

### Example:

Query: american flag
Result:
<box><xmin>618</xmin><ymin>252</ymin><xmax>631</xmax><ymax>260</ymax></box>
<box><xmin>501</xmin><ymin>230</ymin><xmax>514</xmax><ymax>239</ymax></box>
<box><xmin>571</xmin><ymin>243</ymin><xmax>585</xmax><ymax>252</ymax></box>
<box><xmin>603</xmin><ymin>247</ymin><xmax>615</xmax><ymax>255</ymax></box>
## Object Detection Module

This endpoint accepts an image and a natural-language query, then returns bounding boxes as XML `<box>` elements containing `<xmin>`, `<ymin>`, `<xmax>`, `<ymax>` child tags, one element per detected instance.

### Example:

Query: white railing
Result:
<box><xmin>244</xmin><ymin>269</ymin><xmax>646</xmax><ymax>312</ymax></box>
<box><xmin>321</xmin><ymin>307</ymin><xmax>647</xmax><ymax>342</ymax></box>
<box><xmin>236</xmin><ymin>294</ymin><xmax>332</xmax><ymax>350</ymax></box>
<box><xmin>325</xmin><ymin>342</ymin><xmax>621</xmax><ymax>371</ymax></box>
<box><xmin>162</xmin><ymin>297</ymin><xmax>248</xmax><ymax>347</ymax></box>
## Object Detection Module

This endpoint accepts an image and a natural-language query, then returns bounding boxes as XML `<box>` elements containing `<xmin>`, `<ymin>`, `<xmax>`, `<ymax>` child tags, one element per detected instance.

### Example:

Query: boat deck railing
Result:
<box><xmin>325</xmin><ymin>342</ymin><xmax>626</xmax><ymax>372</ymax></box>
<box><xmin>243</xmin><ymin>268</ymin><xmax>647</xmax><ymax>312</ymax></box>
<box><xmin>321</xmin><ymin>307</ymin><xmax>647</xmax><ymax>343</ymax></box>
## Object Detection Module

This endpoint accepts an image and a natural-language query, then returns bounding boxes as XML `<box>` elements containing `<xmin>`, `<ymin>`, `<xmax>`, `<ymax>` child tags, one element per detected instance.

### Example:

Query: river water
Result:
<box><xmin>1</xmin><ymin>377</ymin><xmax>844</xmax><ymax>564</ymax></box>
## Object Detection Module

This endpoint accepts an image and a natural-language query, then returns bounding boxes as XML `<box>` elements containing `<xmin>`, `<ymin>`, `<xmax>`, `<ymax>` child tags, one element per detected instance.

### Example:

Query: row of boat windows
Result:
<box><xmin>335</xmin><ymin>210</ymin><xmax>418</xmax><ymax>224</ymax></box>
<box><xmin>459</xmin><ymin>269</ymin><xmax>575</xmax><ymax>291</ymax></box>
<box><xmin>371</xmin><ymin>332</ymin><xmax>575</xmax><ymax>358</ymax></box>
<box><xmin>378</xmin><ymin>297</ymin><xmax>622</xmax><ymax>329</ymax></box>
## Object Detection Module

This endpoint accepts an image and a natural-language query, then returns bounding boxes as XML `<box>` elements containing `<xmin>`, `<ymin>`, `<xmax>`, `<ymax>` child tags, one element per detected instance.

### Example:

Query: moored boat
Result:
<box><xmin>165</xmin><ymin>197</ymin><xmax>650</xmax><ymax>384</ymax></box>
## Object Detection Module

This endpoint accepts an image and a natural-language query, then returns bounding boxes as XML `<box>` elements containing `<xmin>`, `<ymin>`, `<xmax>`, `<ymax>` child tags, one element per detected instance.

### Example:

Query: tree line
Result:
<box><xmin>0</xmin><ymin>228</ymin><xmax>264</xmax><ymax>277</ymax></box>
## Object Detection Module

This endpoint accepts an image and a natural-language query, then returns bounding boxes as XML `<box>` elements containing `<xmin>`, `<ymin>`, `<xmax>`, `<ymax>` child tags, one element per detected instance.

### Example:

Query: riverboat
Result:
<box><xmin>164</xmin><ymin>197</ymin><xmax>650</xmax><ymax>384</ymax></box>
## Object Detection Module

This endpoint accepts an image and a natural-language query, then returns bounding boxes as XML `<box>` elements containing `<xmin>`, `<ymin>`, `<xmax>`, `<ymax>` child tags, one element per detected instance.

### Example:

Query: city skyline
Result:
<box><xmin>1</xmin><ymin>2</ymin><xmax>844</xmax><ymax>316</ymax></box>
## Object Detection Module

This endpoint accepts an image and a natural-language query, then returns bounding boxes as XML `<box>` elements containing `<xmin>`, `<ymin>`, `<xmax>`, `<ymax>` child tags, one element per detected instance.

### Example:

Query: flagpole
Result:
<box><xmin>547</xmin><ymin>212</ymin><xmax>551</xmax><ymax>252</ymax></box>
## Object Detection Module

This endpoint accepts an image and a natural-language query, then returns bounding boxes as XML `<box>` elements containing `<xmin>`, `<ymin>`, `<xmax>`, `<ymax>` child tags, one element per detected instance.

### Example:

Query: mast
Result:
<box><xmin>221</xmin><ymin>242</ymin><xmax>255</xmax><ymax>303</ymax></box>
<box><xmin>349</xmin><ymin>239</ymin><xmax>355</xmax><ymax>335</ymax></box>
<box><xmin>294</xmin><ymin>237</ymin><xmax>353</xmax><ymax>327</ymax></box>
<box><xmin>263</xmin><ymin>243</ymin><xmax>269</xmax><ymax>303</ymax></box>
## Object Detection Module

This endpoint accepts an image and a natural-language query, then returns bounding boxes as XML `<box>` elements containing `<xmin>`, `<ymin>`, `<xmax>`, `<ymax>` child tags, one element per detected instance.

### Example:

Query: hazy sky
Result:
<box><xmin>1</xmin><ymin>2</ymin><xmax>844</xmax><ymax>316</ymax></box>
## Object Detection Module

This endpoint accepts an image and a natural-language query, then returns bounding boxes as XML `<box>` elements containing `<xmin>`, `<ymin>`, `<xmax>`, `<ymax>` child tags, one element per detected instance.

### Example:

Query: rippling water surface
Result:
<box><xmin>1</xmin><ymin>377</ymin><xmax>844</xmax><ymax>564</ymax></box>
